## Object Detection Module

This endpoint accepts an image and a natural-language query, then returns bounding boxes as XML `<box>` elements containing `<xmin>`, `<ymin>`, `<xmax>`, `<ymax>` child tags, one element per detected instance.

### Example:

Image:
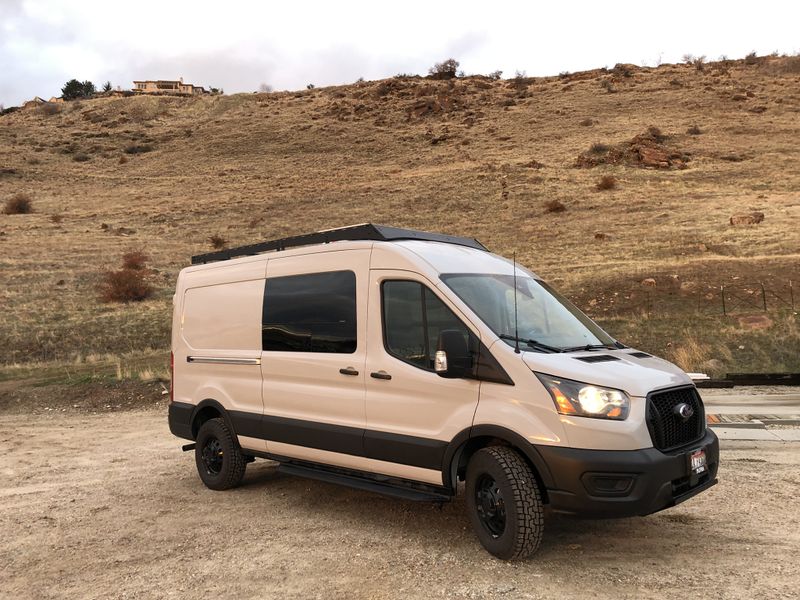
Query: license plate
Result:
<box><xmin>689</xmin><ymin>449</ymin><xmax>707</xmax><ymax>475</ymax></box>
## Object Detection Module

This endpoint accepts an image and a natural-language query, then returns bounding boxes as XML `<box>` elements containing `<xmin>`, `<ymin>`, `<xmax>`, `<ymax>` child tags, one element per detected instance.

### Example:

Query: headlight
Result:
<box><xmin>536</xmin><ymin>373</ymin><xmax>629</xmax><ymax>420</ymax></box>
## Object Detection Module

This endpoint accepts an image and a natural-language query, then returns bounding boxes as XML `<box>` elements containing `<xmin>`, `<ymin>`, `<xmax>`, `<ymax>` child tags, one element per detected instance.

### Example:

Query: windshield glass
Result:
<box><xmin>441</xmin><ymin>273</ymin><xmax>615</xmax><ymax>351</ymax></box>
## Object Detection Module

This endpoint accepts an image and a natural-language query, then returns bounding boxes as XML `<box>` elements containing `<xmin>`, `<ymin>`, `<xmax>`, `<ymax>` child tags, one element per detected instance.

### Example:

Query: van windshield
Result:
<box><xmin>440</xmin><ymin>273</ymin><xmax>616</xmax><ymax>352</ymax></box>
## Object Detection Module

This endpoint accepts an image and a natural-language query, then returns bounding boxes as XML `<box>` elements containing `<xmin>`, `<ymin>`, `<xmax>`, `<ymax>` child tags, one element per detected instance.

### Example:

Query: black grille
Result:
<box><xmin>647</xmin><ymin>387</ymin><xmax>705</xmax><ymax>451</ymax></box>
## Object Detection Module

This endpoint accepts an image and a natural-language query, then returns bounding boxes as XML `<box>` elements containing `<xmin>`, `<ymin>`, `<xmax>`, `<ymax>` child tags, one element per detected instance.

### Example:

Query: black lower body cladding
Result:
<box><xmin>168</xmin><ymin>401</ymin><xmax>719</xmax><ymax>517</ymax></box>
<box><xmin>537</xmin><ymin>429</ymin><xmax>719</xmax><ymax>518</ymax></box>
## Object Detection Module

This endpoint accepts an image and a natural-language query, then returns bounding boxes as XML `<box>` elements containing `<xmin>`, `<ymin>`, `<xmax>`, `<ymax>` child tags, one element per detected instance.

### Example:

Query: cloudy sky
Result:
<box><xmin>1</xmin><ymin>0</ymin><xmax>798</xmax><ymax>106</ymax></box>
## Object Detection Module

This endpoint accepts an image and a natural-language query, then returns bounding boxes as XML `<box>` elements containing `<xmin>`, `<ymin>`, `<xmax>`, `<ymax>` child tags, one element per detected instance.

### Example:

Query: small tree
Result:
<box><xmin>61</xmin><ymin>79</ymin><xmax>96</xmax><ymax>100</ymax></box>
<box><xmin>102</xmin><ymin>81</ymin><xmax>112</xmax><ymax>93</ymax></box>
<box><xmin>428</xmin><ymin>58</ymin><xmax>460</xmax><ymax>80</ymax></box>
<box><xmin>306</xmin><ymin>83</ymin><xmax>315</xmax><ymax>90</ymax></box>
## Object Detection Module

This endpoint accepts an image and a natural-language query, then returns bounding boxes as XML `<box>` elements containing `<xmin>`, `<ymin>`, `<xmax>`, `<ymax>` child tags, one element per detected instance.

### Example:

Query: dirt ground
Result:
<box><xmin>2</xmin><ymin>408</ymin><xmax>798</xmax><ymax>600</ymax></box>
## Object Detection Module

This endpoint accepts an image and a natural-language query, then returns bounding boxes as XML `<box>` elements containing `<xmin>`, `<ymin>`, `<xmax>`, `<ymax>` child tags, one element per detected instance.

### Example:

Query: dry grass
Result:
<box><xmin>1</xmin><ymin>56</ymin><xmax>799</xmax><ymax>371</ymax></box>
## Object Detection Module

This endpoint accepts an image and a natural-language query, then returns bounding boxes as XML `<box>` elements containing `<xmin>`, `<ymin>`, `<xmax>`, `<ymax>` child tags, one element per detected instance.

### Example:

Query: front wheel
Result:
<box><xmin>195</xmin><ymin>418</ymin><xmax>246</xmax><ymax>490</ymax></box>
<box><xmin>465</xmin><ymin>446</ymin><xmax>544</xmax><ymax>560</ymax></box>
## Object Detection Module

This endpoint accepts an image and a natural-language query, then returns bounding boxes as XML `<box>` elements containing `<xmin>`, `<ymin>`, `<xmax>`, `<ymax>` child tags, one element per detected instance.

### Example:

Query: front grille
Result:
<box><xmin>647</xmin><ymin>386</ymin><xmax>705</xmax><ymax>451</ymax></box>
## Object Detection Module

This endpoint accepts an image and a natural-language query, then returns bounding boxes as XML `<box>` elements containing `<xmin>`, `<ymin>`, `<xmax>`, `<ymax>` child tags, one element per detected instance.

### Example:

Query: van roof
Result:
<box><xmin>190</xmin><ymin>223</ymin><xmax>487</xmax><ymax>265</ymax></box>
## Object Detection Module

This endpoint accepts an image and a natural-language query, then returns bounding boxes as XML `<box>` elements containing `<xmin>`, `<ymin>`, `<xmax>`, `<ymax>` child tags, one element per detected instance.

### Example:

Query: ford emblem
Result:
<box><xmin>674</xmin><ymin>403</ymin><xmax>694</xmax><ymax>421</ymax></box>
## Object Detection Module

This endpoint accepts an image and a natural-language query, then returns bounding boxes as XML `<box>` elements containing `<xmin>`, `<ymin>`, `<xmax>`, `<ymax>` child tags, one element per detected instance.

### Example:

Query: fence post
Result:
<box><xmin>760</xmin><ymin>282</ymin><xmax>767</xmax><ymax>311</ymax></box>
<box><xmin>721</xmin><ymin>285</ymin><xmax>726</xmax><ymax>315</ymax></box>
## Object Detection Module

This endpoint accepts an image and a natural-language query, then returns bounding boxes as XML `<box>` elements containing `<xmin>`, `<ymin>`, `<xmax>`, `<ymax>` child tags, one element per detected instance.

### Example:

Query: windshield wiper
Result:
<box><xmin>499</xmin><ymin>334</ymin><xmax>563</xmax><ymax>353</ymax></box>
<box><xmin>561</xmin><ymin>343</ymin><xmax>617</xmax><ymax>352</ymax></box>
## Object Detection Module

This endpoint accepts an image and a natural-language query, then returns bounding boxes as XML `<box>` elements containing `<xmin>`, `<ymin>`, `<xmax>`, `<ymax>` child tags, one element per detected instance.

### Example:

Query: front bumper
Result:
<box><xmin>536</xmin><ymin>429</ymin><xmax>719</xmax><ymax>518</ymax></box>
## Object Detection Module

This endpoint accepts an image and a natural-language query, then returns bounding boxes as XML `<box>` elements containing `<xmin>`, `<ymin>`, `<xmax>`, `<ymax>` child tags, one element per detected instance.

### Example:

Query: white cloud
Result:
<box><xmin>1</xmin><ymin>0</ymin><xmax>798</xmax><ymax>106</ymax></box>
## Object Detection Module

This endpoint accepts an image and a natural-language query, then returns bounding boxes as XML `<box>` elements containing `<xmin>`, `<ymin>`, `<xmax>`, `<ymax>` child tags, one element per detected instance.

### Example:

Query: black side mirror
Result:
<box><xmin>435</xmin><ymin>329</ymin><xmax>473</xmax><ymax>378</ymax></box>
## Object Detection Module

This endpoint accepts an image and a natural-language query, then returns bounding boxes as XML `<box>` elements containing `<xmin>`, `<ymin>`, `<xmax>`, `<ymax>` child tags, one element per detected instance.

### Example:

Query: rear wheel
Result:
<box><xmin>465</xmin><ymin>446</ymin><xmax>544</xmax><ymax>560</ymax></box>
<box><xmin>195</xmin><ymin>418</ymin><xmax>246</xmax><ymax>490</ymax></box>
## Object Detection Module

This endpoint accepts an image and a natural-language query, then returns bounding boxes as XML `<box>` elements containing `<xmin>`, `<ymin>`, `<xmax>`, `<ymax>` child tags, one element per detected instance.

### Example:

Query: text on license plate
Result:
<box><xmin>690</xmin><ymin>449</ymin><xmax>707</xmax><ymax>474</ymax></box>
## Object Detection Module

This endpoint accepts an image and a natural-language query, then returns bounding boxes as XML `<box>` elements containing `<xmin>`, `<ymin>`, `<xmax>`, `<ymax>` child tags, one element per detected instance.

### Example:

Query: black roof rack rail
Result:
<box><xmin>190</xmin><ymin>223</ymin><xmax>488</xmax><ymax>265</ymax></box>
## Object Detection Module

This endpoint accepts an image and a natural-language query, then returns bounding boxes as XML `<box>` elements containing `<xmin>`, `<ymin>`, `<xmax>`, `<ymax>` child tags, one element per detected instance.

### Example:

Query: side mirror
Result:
<box><xmin>435</xmin><ymin>329</ymin><xmax>473</xmax><ymax>378</ymax></box>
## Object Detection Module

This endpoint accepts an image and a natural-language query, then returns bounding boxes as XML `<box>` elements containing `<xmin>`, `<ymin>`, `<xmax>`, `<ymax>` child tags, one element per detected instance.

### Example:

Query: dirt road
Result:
<box><xmin>2</xmin><ymin>408</ymin><xmax>799</xmax><ymax>599</ymax></box>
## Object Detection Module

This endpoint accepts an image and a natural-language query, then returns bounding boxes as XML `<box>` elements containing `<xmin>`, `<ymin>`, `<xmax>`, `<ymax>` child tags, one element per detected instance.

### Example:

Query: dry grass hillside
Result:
<box><xmin>1</xmin><ymin>55</ymin><xmax>799</xmax><ymax>383</ymax></box>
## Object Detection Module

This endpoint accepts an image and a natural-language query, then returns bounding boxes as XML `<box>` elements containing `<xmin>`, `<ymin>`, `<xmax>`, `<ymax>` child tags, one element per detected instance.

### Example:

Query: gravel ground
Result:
<box><xmin>2</xmin><ymin>409</ymin><xmax>799</xmax><ymax>599</ymax></box>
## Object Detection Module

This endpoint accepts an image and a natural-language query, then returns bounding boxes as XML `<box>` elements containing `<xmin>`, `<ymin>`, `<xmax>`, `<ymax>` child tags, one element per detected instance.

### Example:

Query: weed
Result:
<box><xmin>98</xmin><ymin>252</ymin><xmax>154</xmax><ymax>303</ymax></box>
<box><xmin>121</xmin><ymin>250</ymin><xmax>149</xmax><ymax>270</ymax></box>
<box><xmin>544</xmin><ymin>199</ymin><xmax>566</xmax><ymax>213</ymax></box>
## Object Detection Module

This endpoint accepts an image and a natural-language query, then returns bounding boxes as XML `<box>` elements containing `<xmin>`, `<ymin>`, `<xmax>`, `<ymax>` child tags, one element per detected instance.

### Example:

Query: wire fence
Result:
<box><xmin>582</xmin><ymin>280</ymin><xmax>796</xmax><ymax>318</ymax></box>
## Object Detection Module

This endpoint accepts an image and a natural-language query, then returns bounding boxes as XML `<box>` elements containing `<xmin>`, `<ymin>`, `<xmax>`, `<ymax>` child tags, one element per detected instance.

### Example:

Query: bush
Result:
<box><xmin>487</xmin><ymin>70</ymin><xmax>503</xmax><ymax>81</ymax></box>
<box><xmin>428</xmin><ymin>58</ymin><xmax>459</xmax><ymax>80</ymax></box>
<box><xmin>124</xmin><ymin>144</ymin><xmax>153</xmax><ymax>154</ymax></box>
<box><xmin>121</xmin><ymin>250</ymin><xmax>149</xmax><ymax>270</ymax></box>
<box><xmin>3</xmin><ymin>193</ymin><xmax>33</xmax><ymax>214</ymax></box>
<box><xmin>744</xmin><ymin>51</ymin><xmax>759</xmax><ymax>65</ymax></box>
<box><xmin>544</xmin><ymin>199</ymin><xmax>566</xmax><ymax>213</ymax></box>
<box><xmin>73</xmin><ymin>153</ymin><xmax>90</xmax><ymax>162</ymax></box>
<box><xmin>596</xmin><ymin>175</ymin><xmax>617</xmax><ymax>191</ymax></box>
<box><xmin>98</xmin><ymin>251</ymin><xmax>154</xmax><ymax>303</ymax></box>
<box><xmin>209</xmin><ymin>234</ymin><xmax>228</xmax><ymax>249</ymax></box>
<box><xmin>39</xmin><ymin>102</ymin><xmax>62</xmax><ymax>116</ymax></box>
<box><xmin>589</xmin><ymin>143</ymin><xmax>610</xmax><ymax>154</ymax></box>
<box><xmin>687</xmin><ymin>125</ymin><xmax>702</xmax><ymax>135</ymax></box>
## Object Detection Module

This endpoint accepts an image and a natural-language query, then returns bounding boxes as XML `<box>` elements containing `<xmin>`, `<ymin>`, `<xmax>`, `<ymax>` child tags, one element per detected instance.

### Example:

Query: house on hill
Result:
<box><xmin>132</xmin><ymin>77</ymin><xmax>207</xmax><ymax>96</ymax></box>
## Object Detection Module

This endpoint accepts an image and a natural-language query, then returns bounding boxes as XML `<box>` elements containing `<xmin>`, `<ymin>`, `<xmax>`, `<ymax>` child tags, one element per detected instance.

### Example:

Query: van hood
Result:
<box><xmin>521</xmin><ymin>349</ymin><xmax>692</xmax><ymax>397</ymax></box>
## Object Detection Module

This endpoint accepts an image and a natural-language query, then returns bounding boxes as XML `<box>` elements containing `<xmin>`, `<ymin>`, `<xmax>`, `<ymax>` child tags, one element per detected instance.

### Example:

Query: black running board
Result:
<box><xmin>277</xmin><ymin>462</ymin><xmax>452</xmax><ymax>503</ymax></box>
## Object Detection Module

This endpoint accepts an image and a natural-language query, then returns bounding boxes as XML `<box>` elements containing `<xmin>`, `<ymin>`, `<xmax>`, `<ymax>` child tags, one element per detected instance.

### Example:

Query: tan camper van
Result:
<box><xmin>169</xmin><ymin>224</ymin><xmax>718</xmax><ymax>559</ymax></box>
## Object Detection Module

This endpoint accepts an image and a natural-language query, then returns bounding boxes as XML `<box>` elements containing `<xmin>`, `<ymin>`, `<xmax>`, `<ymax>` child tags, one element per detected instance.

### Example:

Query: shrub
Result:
<box><xmin>3</xmin><ymin>193</ymin><xmax>33</xmax><ymax>214</ymax></box>
<box><xmin>118</xmin><ymin>155</ymin><xmax>128</xmax><ymax>164</ymax></box>
<box><xmin>121</xmin><ymin>250</ymin><xmax>149</xmax><ymax>270</ymax></box>
<box><xmin>687</xmin><ymin>125</ymin><xmax>702</xmax><ymax>135</ymax></box>
<box><xmin>209</xmin><ymin>234</ymin><xmax>228</xmax><ymax>249</ymax></box>
<box><xmin>744</xmin><ymin>51</ymin><xmax>759</xmax><ymax>65</ymax></box>
<box><xmin>579</xmin><ymin>118</ymin><xmax>594</xmax><ymax>127</ymax></box>
<box><xmin>98</xmin><ymin>251</ymin><xmax>154</xmax><ymax>303</ymax></box>
<box><xmin>596</xmin><ymin>175</ymin><xmax>617</xmax><ymax>191</ymax></box>
<box><xmin>682</xmin><ymin>54</ymin><xmax>706</xmax><ymax>71</ymax></box>
<box><xmin>488</xmin><ymin>70</ymin><xmax>503</xmax><ymax>80</ymax></box>
<box><xmin>544</xmin><ymin>199</ymin><xmax>566</xmax><ymax>213</ymax></box>
<box><xmin>600</xmin><ymin>79</ymin><xmax>616</xmax><ymax>93</ymax></box>
<box><xmin>428</xmin><ymin>58</ymin><xmax>459</xmax><ymax>80</ymax></box>
<box><xmin>73</xmin><ymin>153</ymin><xmax>90</xmax><ymax>162</ymax></box>
<box><xmin>50</xmin><ymin>214</ymin><xmax>64</xmax><ymax>223</ymax></box>
<box><xmin>589</xmin><ymin>143</ymin><xmax>610</xmax><ymax>154</ymax></box>
<box><xmin>124</xmin><ymin>144</ymin><xmax>153</xmax><ymax>154</ymax></box>
<box><xmin>39</xmin><ymin>102</ymin><xmax>62</xmax><ymax>116</ymax></box>
<box><xmin>98</xmin><ymin>269</ymin><xmax>154</xmax><ymax>303</ymax></box>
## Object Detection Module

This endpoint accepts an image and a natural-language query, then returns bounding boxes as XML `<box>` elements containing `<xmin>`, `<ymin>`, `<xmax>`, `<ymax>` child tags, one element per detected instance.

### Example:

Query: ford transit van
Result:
<box><xmin>168</xmin><ymin>223</ymin><xmax>718</xmax><ymax>559</ymax></box>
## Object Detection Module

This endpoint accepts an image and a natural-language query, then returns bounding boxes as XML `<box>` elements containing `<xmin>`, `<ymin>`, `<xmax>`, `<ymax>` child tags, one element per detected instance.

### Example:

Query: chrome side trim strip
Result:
<box><xmin>186</xmin><ymin>356</ymin><xmax>261</xmax><ymax>366</ymax></box>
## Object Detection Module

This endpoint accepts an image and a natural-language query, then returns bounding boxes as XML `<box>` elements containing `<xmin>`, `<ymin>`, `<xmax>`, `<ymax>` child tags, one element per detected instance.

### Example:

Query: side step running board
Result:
<box><xmin>277</xmin><ymin>463</ymin><xmax>452</xmax><ymax>503</ymax></box>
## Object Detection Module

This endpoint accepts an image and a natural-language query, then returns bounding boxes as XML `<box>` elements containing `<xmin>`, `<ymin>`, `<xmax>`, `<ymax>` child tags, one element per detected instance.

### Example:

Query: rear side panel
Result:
<box><xmin>172</xmin><ymin>259</ymin><xmax>267</xmax><ymax>451</ymax></box>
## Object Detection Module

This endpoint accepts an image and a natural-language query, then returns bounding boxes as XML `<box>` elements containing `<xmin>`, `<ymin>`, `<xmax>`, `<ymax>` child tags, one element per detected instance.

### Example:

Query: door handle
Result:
<box><xmin>339</xmin><ymin>367</ymin><xmax>359</xmax><ymax>376</ymax></box>
<box><xmin>370</xmin><ymin>371</ymin><xmax>392</xmax><ymax>380</ymax></box>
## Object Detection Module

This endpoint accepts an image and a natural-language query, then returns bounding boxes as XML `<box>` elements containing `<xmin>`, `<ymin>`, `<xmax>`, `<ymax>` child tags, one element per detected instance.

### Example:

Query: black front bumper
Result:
<box><xmin>537</xmin><ymin>429</ymin><xmax>719</xmax><ymax>518</ymax></box>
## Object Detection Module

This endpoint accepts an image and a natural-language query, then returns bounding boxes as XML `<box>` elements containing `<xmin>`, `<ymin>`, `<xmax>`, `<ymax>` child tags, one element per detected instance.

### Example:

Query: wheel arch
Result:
<box><xmin>190</xmin><ymin>398</ymin><xmax>237</xmax><ymax>440</ymax></box>
<box><xmin>443</xmin><ymin>425</ymin><xmax>555</xmax><ymax>501</ymax></box>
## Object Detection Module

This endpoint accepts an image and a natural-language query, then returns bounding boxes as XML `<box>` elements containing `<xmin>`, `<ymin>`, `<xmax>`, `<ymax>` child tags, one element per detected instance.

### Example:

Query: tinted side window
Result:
<box><xmin>382</xmin><ymin>280</ymin><xmax>471</xmax><ymax>370</ymax></box>
<box><xmin>262</xmin><ymin>271</ymin><xmax>356</xmax><ymax>353</ymax></box>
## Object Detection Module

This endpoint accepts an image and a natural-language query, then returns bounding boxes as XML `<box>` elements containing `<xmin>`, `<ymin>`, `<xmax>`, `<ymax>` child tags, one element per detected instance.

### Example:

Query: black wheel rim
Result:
<box><xmin>201</xmin><ymin>437</ymin><xmax>224</xmax><ymax>475</ymax></box>
<box><xmin>475</xmin><ymin>474</ymin><xmax>506</xmax><ymax>537</ymax></box>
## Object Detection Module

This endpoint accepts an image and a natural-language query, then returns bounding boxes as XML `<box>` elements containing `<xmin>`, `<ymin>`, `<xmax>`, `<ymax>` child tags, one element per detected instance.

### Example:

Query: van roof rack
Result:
<box><xmin>190</xmin><ymin>223</ymin><xmax>488</xmax><ymax>265</ymax></box>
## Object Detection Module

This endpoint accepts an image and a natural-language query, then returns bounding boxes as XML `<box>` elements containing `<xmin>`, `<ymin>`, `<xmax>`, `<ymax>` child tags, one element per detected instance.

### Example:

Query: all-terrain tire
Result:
<box><xmin>465</xmin><ymin>446</ymin><xmax>544</xmax><ymax>560</ymax></box>
<box><xmin>195</xmin><ymin>417</ymin><xmax>246</xmax><ymax>490</ymax></box>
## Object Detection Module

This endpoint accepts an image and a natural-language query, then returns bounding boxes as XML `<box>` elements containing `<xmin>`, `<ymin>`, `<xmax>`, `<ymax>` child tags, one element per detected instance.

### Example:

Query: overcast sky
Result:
<box><xmin>1</xmin><ymin>0</ymin><xmax>798</xmax><ymax>106</ymax></box>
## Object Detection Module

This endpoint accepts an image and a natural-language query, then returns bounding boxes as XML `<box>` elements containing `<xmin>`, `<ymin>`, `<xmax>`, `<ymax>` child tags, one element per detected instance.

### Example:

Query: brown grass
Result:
<box><xmin>121</xmin><ymin>250</ymin><xmax>149</xmax><ymax>270</ymax></box>
<box><xmin>3</xmin><ymin>193</ymin><xmax>33</xmax><ymax>214</ymax></box>
<box><xmin>0</xmin><ymin>56</ymin><xmax>798</xmax><ymax>370</ymax></box>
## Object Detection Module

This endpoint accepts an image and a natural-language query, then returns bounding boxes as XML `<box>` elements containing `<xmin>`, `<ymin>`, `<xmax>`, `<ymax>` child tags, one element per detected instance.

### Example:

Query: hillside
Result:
<box><xmin>1</xmin><ymin>56</ymin><xmax>799</xmax><ymax>379</ymax></box>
